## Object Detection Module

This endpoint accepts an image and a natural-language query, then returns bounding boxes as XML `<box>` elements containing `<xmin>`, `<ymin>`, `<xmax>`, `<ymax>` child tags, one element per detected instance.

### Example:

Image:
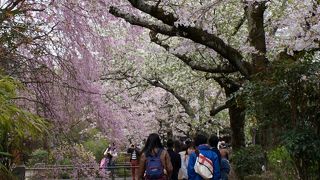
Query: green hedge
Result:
<box><xmin>232</xmin><ymin>145</ymin><xmax>265</xmax><ymax>179</ymax></box>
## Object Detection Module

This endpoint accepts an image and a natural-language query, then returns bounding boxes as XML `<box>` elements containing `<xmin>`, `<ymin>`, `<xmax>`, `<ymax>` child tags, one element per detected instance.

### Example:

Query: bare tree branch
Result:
<box><xmin>12</xmin><ymin>96</ymin><xmax>48</xmax><ymax>106</ymax></box>
<box><xmin>143</xmin><ymin>77</ymin><xmax>196</xmax><ymax>118</ymax></box>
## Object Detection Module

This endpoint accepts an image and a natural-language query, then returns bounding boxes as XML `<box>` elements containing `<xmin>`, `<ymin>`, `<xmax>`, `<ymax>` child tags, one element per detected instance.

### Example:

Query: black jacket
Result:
<box><xmin>167</xmin><ymin>148</ymin><xmax>181</xmax><ymax>180</ymax></box>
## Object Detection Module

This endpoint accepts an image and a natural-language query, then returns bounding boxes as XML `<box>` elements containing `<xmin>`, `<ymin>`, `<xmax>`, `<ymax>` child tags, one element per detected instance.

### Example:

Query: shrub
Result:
<box><xmin>27</xmin><ymin>149</ymin><xmax>49</xmax><ymax>166</ymax></box>
<box><xmin>83</xmin><ymin>138</ymin><xmax>108</xmax><ymax>163</ymax></box>
<box><xmin>232</xmin><ymin>145</ymin><xmax>266</xmax><ymax>179</ymax></box>
<box><xmin>50</xmin><ymin>142</ymin><xmax>96</xmax><ymax>165</ymax></box>
<box><xmin>267</xmin><ymin>146</ymin><xmax>296</xmax><ymax>179</ymax></box>
<box><xmin>282</xmin><ymin>130</ymin><xmax>320</xmax><ymax>179</ymax></box>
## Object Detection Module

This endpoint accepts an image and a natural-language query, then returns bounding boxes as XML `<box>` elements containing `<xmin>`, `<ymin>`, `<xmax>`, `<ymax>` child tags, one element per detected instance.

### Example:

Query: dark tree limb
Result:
<box><xmin>210</xmin><ymin>100</ymin><xmax>231</xmax><ymax>116</ymax></box>
<box><xmin>127</xmin><ymin>0</ymin><xmax>178</xmax><ymax>25</ymax></box>
<box><xmin>211</xmin><ymin>76</ymin><xmax>242</xmax><ymax>90</ymax></box>
<box><xmin>117</xmin><ymin>2</ymin><xmax>249</xmax><ymax>77</ymax></box>
<box><xmin>232</xmin><ymin>9</ymin><xmax>247</xmax><ymax>36</ymax></box>
<box><xmin>109</xmin><ymin>6</ymin><xmax>250</xmax><ymax>78</ymax></box>
<box><xmin>149</xmin><ymin>32</ymin><xmax>238</xmax><ymax>74</ymax></box>
<box><xmin>109</xmin><ymin>6</ymin><xmax>177</xmax><ymax>36</ymax></box>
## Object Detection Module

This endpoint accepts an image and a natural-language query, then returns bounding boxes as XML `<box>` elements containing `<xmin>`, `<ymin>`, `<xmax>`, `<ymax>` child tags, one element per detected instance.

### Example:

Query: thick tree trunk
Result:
<box><xmin>247</xmin><ymin>1</ymin><xmax>269</xmax><ymax>148</ymax></box>
<box><xmin>224</xmin><ymin>82</ymin><xmax>246</xmax><ymax>150</ymax></box>
<box><xmin>229</xmin><ymin>103</ymin><xmax>246</xmax><ymax>150</ymax></box>
<box><xmin>247</xmin><ymin>1</ymin><xmax>268</xmax><ymax>73</ymax></box>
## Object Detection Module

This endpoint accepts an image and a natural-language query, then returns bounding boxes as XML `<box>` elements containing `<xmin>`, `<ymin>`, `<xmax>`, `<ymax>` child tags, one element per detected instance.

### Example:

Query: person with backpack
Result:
<box><xmin>166</xmin><ymin>139</ymin><xmax>181</xmax><ymax>180</ymax></box>
<box><xmin>138</xmin><ymin>133</ymin><xmax>173</xmax><ymax>180</ymax></box>
<box><xmin>187</xmin><ymin>133</ymin><xmax>221</xmax><ymax>180</ymax></box>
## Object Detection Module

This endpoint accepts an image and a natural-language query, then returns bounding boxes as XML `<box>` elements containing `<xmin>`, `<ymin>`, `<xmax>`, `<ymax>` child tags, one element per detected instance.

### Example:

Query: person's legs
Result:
<box><xmin>131</xmin><ymin>160</ymin><xmax>138</xmax><ymax>180</ymax></box>
<box><xmin>106</xmin><ymin>157</ymin><xmax>113</xmax><ymax>177</ymax></box>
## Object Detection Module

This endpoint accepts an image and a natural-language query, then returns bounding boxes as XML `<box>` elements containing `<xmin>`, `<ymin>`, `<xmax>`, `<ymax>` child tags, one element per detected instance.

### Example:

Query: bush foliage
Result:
<box><xmin>232</xmin><ymin>145</ymin><xmax>266</xmax><ymax>178</ymax></box>
<box><xmin>267</xmin><ymin>146</ymin><xmax>296</xmax><ymax>179</ymax></box>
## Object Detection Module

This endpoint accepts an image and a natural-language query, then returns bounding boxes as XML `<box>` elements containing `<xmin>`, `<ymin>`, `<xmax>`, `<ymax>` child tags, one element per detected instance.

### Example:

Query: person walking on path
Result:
<box><xmin>138</xmin><ymin>133</ymin><xmax>173</xmax><ymax>180</ymax></box>
<box><xmin>103</xmin><ymin>142</ymin><xmax>117</xmax><ymax>167</ymax></box>
<box><xmin>188</xmin><ymin>133</ymin><xmax>221</xmax><ymax>180</ymax></box>
<box><xmin>99</xmin><ymin>153</ymin><xmax>109</xmax><ymax>177</ymax></box>
<box><xmin>220</xmin><ymin>149</ymin><xmax>230</xmax><ymax>180</ymax></box>
<box><xmin>167</xmin><ymin>139</ymin><xmax>181</xmax><ymax>180</ymax></box>
<box><xmin>127</xmin><ymin>144</ymin><xmax>140</xmax><ymax>180</ymax></box>
<box><xmin>178</xmin><ymin>140</ymin><xmax>195</xmax><ymax>180</ymax></box>
<box><xmin>102</xmin><ymin>142</ymin><xmax>117</xmax><ymax>178</ymax></box>
<box><xmin>209</xmin><ymin>134</ymin><xmax>222</xmax><ymax>165</ymax></box>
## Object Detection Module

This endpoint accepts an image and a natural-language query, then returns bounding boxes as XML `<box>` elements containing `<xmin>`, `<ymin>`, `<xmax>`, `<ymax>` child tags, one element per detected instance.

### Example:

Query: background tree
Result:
<box><xmin>0</xmin><ymin>0</ymin><xmax>134</xmax><ymax>170</ymax></box>
<box><xmin>239</xmin><ymin>55</ymin><xmax>320</xmax><ymax>178</ymax></box>
<box><xmin>0</xmin><ymin>75</ymin><xmax>47</xmax><ymax>178</ymax></box>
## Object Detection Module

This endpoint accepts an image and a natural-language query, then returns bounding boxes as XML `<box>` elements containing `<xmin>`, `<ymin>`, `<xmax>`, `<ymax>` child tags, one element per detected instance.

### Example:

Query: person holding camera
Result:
<box><xmin>127</xmin><ymin>144</ymin><xmax>140</xmax><ymax>180</ymax></box>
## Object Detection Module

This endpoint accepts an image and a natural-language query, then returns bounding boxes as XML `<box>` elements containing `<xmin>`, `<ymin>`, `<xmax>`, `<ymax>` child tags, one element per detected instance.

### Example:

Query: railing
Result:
<box><xmin>104</xmin><ymin>164</ymin><xmax>139</xmax><ymax>180</ymax></box>
<box><xmin>19</xmin><ymin>163</ymin><xmax>140</xmax><ymax>180</ymax></box>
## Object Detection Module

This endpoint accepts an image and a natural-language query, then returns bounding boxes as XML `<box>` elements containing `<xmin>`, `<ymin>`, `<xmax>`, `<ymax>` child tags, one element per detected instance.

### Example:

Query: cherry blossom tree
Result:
<box><xmin>0</xmin><ymin>0</ymin><xmax>128</xmax><ymax>147</ymax></box>
<box><xmin>107</xmin><ymin>0</ymin><xmax>320</xmax><ymax>149</ymax></box>
<box><xmin>102</xmin><ymin>33</ymin><xmax>228</xmax><ymax>140</ymax></box>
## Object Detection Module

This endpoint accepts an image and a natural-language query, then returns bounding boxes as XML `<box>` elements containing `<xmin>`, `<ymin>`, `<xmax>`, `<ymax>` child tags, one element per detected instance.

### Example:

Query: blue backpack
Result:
<box><xmin>145</xmin><ymin>149</ymin><xmax>164</xmax><ymax>179</ymax></box>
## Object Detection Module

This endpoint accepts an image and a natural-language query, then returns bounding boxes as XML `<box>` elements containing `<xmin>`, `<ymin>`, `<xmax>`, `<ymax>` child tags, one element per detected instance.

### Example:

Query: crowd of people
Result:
<box><xmin>101</xmin><ymin>133</ymin><xmax>230</xmax><ymax>180</ymax></box>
